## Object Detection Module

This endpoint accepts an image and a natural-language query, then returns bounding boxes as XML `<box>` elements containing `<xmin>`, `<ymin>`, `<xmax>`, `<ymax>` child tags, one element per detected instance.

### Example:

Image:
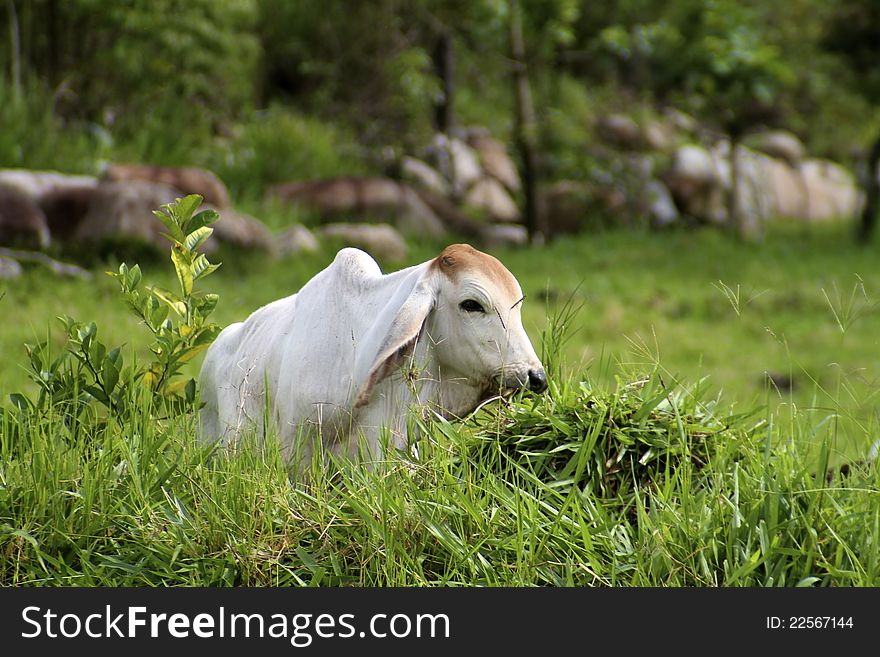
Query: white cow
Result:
<box><xmin>198</xmin><ymin>243</ymin><xmax>547</xmax><ymax>470</ymax></box>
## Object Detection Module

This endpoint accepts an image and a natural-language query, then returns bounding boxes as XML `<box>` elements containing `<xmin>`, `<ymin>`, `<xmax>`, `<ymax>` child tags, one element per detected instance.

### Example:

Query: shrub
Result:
<box><xmin>210</xmin><ymin>108</ymin><xmax>370</xmax><ymax>201</ymax></box>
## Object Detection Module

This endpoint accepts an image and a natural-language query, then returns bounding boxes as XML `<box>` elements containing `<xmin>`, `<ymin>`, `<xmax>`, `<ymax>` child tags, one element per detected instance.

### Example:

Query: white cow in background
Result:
<box><xmin>198</xmin><ymin>243</ymin><xmax>547</xmax><ymax>470</ymax></box>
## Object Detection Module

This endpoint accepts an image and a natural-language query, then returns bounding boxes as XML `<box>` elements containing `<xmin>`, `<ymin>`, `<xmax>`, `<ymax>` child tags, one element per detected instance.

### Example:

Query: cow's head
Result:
<box><xmin>356</xmin><ymin>244</ymin><xmax>546</xmax><ymax>409</ymax></box>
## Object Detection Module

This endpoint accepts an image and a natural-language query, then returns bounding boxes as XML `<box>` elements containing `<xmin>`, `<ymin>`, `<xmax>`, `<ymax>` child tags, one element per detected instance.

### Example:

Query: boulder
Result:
<box><xmin>663</xmin><ymin>144</ymin><xmax>730</xmax><ymax>225</ymax></box>
<box><xmin>39</xmin><ymin>185</ymin><xmax>100</xmax><ymax>242</ymax></box>
<box><xmin>644</xmin><ymin>180</ymin><xmax>678</xmax><ymax>226</ymax></box>
<box><xmin>73</xmin><ymin>180</ymin><xmax>179</xmax><ymax>250</ymax></box>
<box><xmin>800</xmin><ymin>159</ymin><xmax>859</xmax><ymax>221</ymax></box>
<box><xmin>401</xmin><ymin>156</ymin><xmax>449</xmax><ymax>196</ymax></box>
<box><xmin>209</xmin><ymin>208</ymin><xmax>275</xmax><ymax>252</ymax></box>
<box><xmin>661</xmin><ymin>107</ymin><xmax>698</xmax><ymax>134</ymax></box>
<box><xmin>481</xmin><ymin>223</ymin><xmax>528</xmax><ymax>248</ymax></box>
<box><xmin>463</xmin><ymin>178</ymin><xmax>521</xmax><ymax>223</ymax></box>
<box><xmin>0</xmin><ymin>183</ymin><xmax>51</xmax><ymax>249</ymax></box>
<box><xmin>539</xmin><ymin>181</ymin><xmax>582</xmax><ymax>235</ymax></box>
<box><xmin>0</xmin><ymin>169</ymin><xmax>98</xmax><ymax>201</ymax></box>
<box><xmin>466</xmin><ymin>132</ymin><xmax>521</xmax><ymax>193</ymax></box>
<box><xmin>642</xmin><ymin>121</ymin><xmax>675</xmax><ymax>153</ymax></box>
<box><xmin>102</xmin><ymin>163</ymin><xmax>232</xmax><ymax>208</ymax></box>
<box><xmin>595</xmin><ymin>114</ymin><xmax>643</xmax><ymax>151</ymax></box>
<box><xmin>764</xmin><ymin>158</ymin><xmax>808</xmax><ymax>218</ymax></box>
<box><xmin>0</xmin><ymin>256</ymin><xmax>23</xmax><ymax>279</ymax></box>
<box><xmin>317</xmin><ymin>223</ymin><xmax>408</xmax><ymax>262</ymax></box>
<box><xmin>268</xmin><ymin>177</ymin><xmax>447</xmax><ymax>237</ymax></box>
<box><xmin>665</xmin><ymin>142</ymin><xmax>859</xmax><ymax>226</ymax></box>
<box><xmin>276</xmin><ymin>224</ymin><xmax>320</xmax><ymax>256</ymax></box>
<box><xmin>747</xmin><ymin>130</ymin><xmax>805</xmax><ymax>166</ymax></box>
<box><xmin>448</xmin><ymin>138</ymin><xmax>483</xmax><ymax>192</ymax></box>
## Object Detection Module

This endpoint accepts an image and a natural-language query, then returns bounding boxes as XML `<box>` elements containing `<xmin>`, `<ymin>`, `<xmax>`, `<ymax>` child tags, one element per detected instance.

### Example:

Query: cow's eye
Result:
<box><xmin>459</xmin><ymin>299</ymin><xmax>485</xmax><ymax>313</ymax></box>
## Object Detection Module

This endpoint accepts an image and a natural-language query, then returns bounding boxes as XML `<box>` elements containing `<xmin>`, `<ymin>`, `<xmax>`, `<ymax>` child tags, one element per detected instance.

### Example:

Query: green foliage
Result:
<box><xmin>210</xmin><ymin>108</ymin><xmax>370</xmax><ymax>200</ymax></box>
<box><xmin>12</xmin><ymin>195</ymin><xmax>222</xmax><ymax>422</ymax></box>
<box><xmin>822</xmin><ymin>0</ymin><xmax>880</xmax><ymax>104</ymax></box>
<box><xmin>594</xmin><ymin>0</ymin><xmax>793</xmax><ymax>134</ymax></box>
<box><xmin>0</xmin><ymin>79</ymin><xmax>106</xmax><ymax>171</ymax></box>
<box><xmin>112</xmin><ymin>196</ymin><xmax>223</xmax><ymax>401</ymax></box>
<box><xmin>0</xmin><ymin>0</ymin><xmax>259</xmax><ymax>130</ymax></box>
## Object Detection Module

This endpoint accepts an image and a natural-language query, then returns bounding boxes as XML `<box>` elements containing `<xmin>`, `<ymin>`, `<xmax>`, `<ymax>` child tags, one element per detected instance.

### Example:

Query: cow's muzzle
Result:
<box><xmin>495</xmin><ymin>366</ymin><xmax>548</xmax><ymax>394</ymax></box>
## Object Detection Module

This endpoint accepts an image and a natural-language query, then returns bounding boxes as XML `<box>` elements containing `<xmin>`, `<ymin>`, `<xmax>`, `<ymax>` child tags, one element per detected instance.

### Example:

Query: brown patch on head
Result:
<box><xmin>432</xmin><ymin>243</ymin><xmax>520</xmax><ymax>300</ymax></box>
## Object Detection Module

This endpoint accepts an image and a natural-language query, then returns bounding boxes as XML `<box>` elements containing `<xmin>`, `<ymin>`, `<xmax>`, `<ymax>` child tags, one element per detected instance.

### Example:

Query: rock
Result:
<box><xmin>0</xmin><ymin>256</ymin><xmax>23</xmax><ymax>279</ymax></box>
<box><xmin>73</xmin><ymin>180</ymin><xmax>179</xmax><ymax>250</ymax></box>
<box><xmin>0</xmin><ymin>169</ymin><xmax>98</xmax><ymax>201</ymax></box>
<box><xmin>481</xmin><ymin>223</ymin><xmax>528</xmax><ymax>248</ymax></box>
<box><xmin>747</xmin><ymin>130</ymin><xmax>805</xmax><ymax>166</ymax></box>
<box><xmin>665</xmin><ymin>142</ymin><xmax>859</xmax><ymax>226</ymax></box>
<box><xmin>595</xmin><ymin>114</ymin><xmax>643</xmax><ymax>151</ymax></box>
<box><xmin>663</xmin><ymin>144</ymin><xmax>728</xmax><ymax>224</ymax></box>
<box><xmin>642</xmin><ymin>121</ymin><xmax>675</xmax><ymax>153</ymax></box>
<box><xmin>317</xmin><ymin>223</ymin><xmax>408</xmax><ymax>262</ymax></box>
<box><xmin>661</xmin><ymin>107</ymin><xmax>698</xmax><ymax>134</ymax></box>
<box><xmin>276</xmin><ymin>224</ymin><xmax>320</xmax><ymax>256</ymax></box>
<box><xmin>644</xmin><ymin>180</ymin><xmax>678</xmax><ymax>226</ymax></box>
<box><xmin>0</xmin><ymin>183</ymin><xmax>51</xmax><ymax>249</ymax></box>
<box><xmin>39</xmin><ymin>185</ymin><xmax>100</xmax><ymax>242</ymax></box>
<box><xmin>448</xmin><ymin>138</ymin><xmax>483</xmax><ymax>192</ymax></box>
<box><xmin>102</xmin><ymin>163</ymin><xmax>232</xmax><ymax>208</ymax></box>
<box><xmin>209</xmin><ymin>208</ymin><xmax>275</xmax><ymax>251</ymax></box>
<box><xmin>463</xmin><ymin>178</ymin><xmax>521</xmax><ymax>223</ymax></box>
<box><xmin>268</xmin><ymin>177</ymin><xmax>447</xmax><ymax>238</ymax></box>
<box><xmin>539</xmin><ymin>181</ymin><xmax>585</xmax><ymax>235</ymax></box>
<box><xmin>800</xmin><ymin>159</ymin><xmax>859</xmax><ymax>221</ymax></box>
<box><xmin>401</xmin><ymin>156</ymin><xmax>449</xmax><ymax>196</ymax></box>
<box><xmin>466</xmin><ymin>132</ymin><xmax>521</xmax><ymax>193</ymax></box>
<box><xmin>764</xmin><ymin>158</ymin><xmax>808</xmax><ymax>218</ymax></box>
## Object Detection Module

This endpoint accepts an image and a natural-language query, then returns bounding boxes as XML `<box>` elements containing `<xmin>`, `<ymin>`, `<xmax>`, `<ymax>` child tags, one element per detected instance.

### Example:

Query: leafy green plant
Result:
<box><xmin>15</xmin><ymin>195</ymin><xmax>222</xmax><ymax>420</ymax></box>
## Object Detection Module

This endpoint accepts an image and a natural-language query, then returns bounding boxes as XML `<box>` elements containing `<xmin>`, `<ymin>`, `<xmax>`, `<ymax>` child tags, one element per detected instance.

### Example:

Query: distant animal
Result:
<box><xmin>198</xmin><ymin>244</ymin><xmax>547</xmax><ymax>470</ymax></box>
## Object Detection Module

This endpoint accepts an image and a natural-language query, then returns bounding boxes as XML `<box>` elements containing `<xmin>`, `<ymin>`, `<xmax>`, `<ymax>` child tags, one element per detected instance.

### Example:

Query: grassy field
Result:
<box><xmin>1</xmin><ymin>219</ymin><xmax>879</xmax><ymax>585</ymax></box>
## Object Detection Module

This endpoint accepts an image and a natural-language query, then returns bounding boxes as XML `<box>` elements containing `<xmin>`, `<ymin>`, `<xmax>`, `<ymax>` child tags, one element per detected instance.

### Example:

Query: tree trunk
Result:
<box><xmin>509</xmin><ymin>0</ymin><xmax>544</xmax><ymax>243</ymax></box>
<box><xmin>46</xmin><ymin>0</ymin><xmax>59</xmax><ymax>86</ymax></box>
<box><xmin>7</xmin><ymin>0</ymin><xmax>21</xmax><ymax>98</ymax></box>
<box><xmin>432</xmin><ymin>30</ymin><xmax>454</xmax><ymax>136</ymax></box>
<box><xmin>726</xmin><ymin>135</ymin><xmax>742</xmax><ymax>237</ymax></box>
<box><xmin>857</xmin><ymin>131</ymin><xmax>880</xmax><ymax>243</ymax></box>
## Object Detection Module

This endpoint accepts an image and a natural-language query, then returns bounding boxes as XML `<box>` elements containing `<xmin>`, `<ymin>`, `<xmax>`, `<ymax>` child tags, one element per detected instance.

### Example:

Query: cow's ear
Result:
<box><xmin>355</xmin><ymin>281</ymin><xmax>435</xmax><ymax>407</ymax></box>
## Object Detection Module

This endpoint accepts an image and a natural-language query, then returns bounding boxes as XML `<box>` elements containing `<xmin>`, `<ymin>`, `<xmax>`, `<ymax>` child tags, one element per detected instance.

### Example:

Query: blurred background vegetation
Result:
<box><xmin>1</xmin><ymin>0</ymin><xmax>878</xmax><ymax>196</ymax></box>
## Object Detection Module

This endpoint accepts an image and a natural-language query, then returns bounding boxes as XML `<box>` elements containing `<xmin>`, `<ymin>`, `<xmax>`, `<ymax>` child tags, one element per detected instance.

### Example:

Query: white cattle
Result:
<box><xmin>198</xmin><ymin>243</ymin><xmax>547</xmax><ymax>470</ymax></box>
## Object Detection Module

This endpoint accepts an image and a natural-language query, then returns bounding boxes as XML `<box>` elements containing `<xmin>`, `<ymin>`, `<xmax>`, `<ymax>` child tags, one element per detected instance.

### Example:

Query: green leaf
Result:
<box><xmin>102</xmin><ymin>356</ymin><xmax>119</xmax><ymax>395</ymax></box>
<box><xmin>185</xmin><ymin>378</ymin><xmax>196</xmax><ymax>404</ymax></box>
<box><xmin>189</xmin><ymin>208</ymin><xmax>220</xmax><ymax>233</ymax></box>
<box><xmin>173</xmin><ymin>194</ymin><xmax>204</xmax><ymax>228</ymax></box>
<box><xmin>170</xmin><ymin>246</ymin><xmax>194</xmax><ymax>297</ymax></box>
<box><xmin>192</xmin><ymin>253</ymin><xmax>220</xmax><ymax>281</ymax></box>
<box><xmin>195</xmin><ymin>293</ymin><xmax>219</xmax><ymax>319</ymax></box>
<box><xmin>152</xmin><ymin>287</ymin><xmax>187</xmax><ymax>318</ymax></box>
<box><xmin>84</xmin><ymin>384</ymin><xmax>110</xmax><ymax>405</ymax></box>
<box><xmin>9</xmin><ymin>393</ymin><xmax>34</xmax><ymax>411</ymax></box>
<box><xmin>152</xmin><ymin>209</ymin><xmax>185</xmax><ymax>243</ymax></box>
<box><xmin>128</xmin><ymin>264</ymin><xmax>142</xmax><ymax>289</ymax></box>
<box><xmin>183</xmin><ymin>226</ymin><xmax>213</xmax><ymax>253</ymax></box>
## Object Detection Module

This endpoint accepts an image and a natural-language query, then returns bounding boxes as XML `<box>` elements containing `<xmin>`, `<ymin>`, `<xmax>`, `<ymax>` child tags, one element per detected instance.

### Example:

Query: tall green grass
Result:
<box><xmin>1</xmin><ymin>293</ymin><xmax>877</xmax><ymax>586</ymax></box>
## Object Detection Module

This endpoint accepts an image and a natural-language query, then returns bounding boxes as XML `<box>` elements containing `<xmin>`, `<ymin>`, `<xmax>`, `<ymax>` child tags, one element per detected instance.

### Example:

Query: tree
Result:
<box><xmin>594</xmin><ymin>0</ymin><xmax>792</xmax><ymax>238</ymax></box>
<box><xmin>0</xmin><ymin>0</ymin><xmax>260</xmax><ymax>136</ymax></box>
<box><xmin>822</xmin><ymin>0</ymin><xmax>880</xmax><ymax>242</ymax></box>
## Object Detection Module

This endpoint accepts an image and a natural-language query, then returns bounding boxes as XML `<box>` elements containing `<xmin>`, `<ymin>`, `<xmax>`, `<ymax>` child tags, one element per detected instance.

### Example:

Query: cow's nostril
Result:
<box><xmin>528</xmin><ymin>368</ymin><xmax>548</xmax><ymax>393</ymax></box>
